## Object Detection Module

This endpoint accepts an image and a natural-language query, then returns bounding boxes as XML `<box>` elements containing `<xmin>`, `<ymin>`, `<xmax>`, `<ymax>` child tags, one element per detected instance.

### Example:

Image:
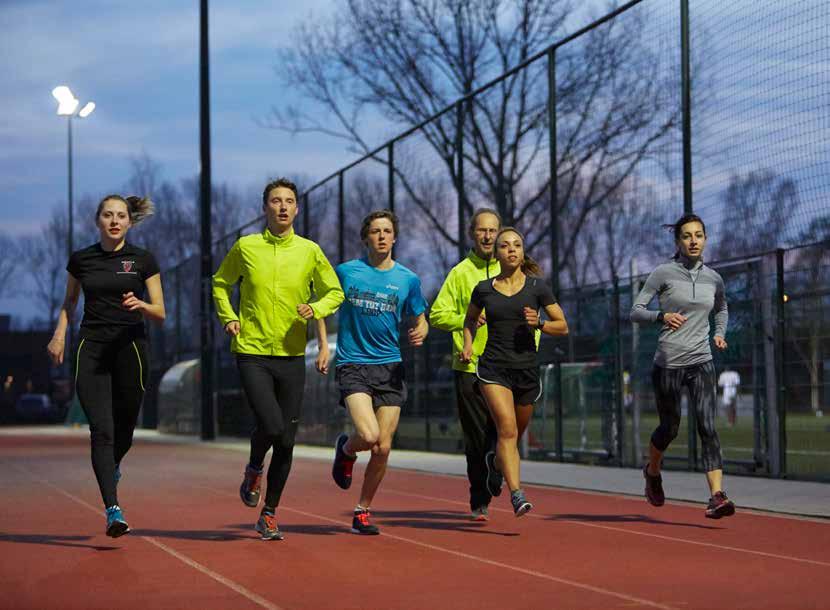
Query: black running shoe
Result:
<box><xmin>332</xmin><ymin>433</ymin><xmax>357</xmax><ymax>490</ymax></box>
<box><xmin>484</xmin><ymin>451</ymin><xmax>503</xmax><ymax>497</ymax></box>
<box><xmin>255</xmin><ymin>512</ymin><xmax>284</xmax><ymax>541</ymax></box>
<box><xmin>643</xmin><ymin>463</ymin><xmax>665</xmax><ymax>507</ymax></box>
<box><xmin>351</xmin><ymin>508</ymin><xmax>380</xmax><ymax>535</ymax></box>
<box><xmin>511</xmin><ymin>489</ymin><xmax>533</xmax><ymax>517</ymax></box>
<box><xmin>105</xmin><ymin>505</ymin><xmax>130</xmax><ymax>538</ymax></box>
<box><xmin>705</xmin><ymin>491</ymin><xmax>736</xmax><ymax>519</ymax></box>
<box><xmin>240</xmin><ymin>464</ymin><xmax>263</xmax><ymax>508</ymax></box>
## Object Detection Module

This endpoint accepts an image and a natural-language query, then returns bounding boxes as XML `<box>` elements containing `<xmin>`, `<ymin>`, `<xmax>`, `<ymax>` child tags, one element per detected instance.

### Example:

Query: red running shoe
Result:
<box><xmin>332</xmin><ymin>433</ymin><xmax>357</xmax><ymax>490</ymax></box>
<box><xmin>240</xmin><ymin>464</ymin><xmax>263</xmax><ymax>507</ymax></box>
<box><xmin>705</xmin><ymin>491</ymin><xmax>736</xmax><ymax>519</ymax></box>
<box><xmin>255</xmin><ymin>512</ymin><xmax>284</xmax><ymax>541</ymax></box>
<box><xmin>643</xmin><ymin>463</ymin><xmax>665</xmax><ymax>507</ymax></box>
<box><xmin>351</xmin><ymin>508</ymin><xmax>380</xmax><ymax>535</ymax></box>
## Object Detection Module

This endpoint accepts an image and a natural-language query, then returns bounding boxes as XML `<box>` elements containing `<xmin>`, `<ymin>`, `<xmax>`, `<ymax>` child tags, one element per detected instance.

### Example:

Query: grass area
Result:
<box><xmin>394</xmin><ymin>411</ymin><xmax>830</xmax><ymax>479</ymax></box>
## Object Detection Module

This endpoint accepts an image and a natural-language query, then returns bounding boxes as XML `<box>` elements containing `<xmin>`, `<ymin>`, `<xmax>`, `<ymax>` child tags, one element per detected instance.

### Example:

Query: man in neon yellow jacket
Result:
<box><xmin>213</xmin><ymin>177</ymin><xmax>344</xmax><ymax>541</ymax></box>
<box><xmin>429</xmin><ymin>208</ymin><xmax>502</xmax><ymax>520</ymax></box>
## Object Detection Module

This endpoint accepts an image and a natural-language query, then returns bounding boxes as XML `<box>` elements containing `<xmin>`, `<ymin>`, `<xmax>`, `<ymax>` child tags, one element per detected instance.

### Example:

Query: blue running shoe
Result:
<box><xmin>105</xmin><ymin>505</ymin><xmax>130</xmax><ymax>538</ymax></box>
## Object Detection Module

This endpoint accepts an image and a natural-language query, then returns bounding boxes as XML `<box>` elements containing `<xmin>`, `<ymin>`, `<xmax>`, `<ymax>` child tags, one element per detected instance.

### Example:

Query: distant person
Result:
<box><xmin>718</xmin><ymin>367</ymin><xmax>741</xmax><ymax>427</ymax></box>
<box><xmin>430</xmin><ymin>208</ymin><xmax>502</xmax><ymax>521</ymax></box>
<box><xmin>630</xmin><ymin>213</ymin><xmax>734</xmax><ymax>519</ymax></box>
<box><xmin>461</xmin><ymin>227</ymin><xmax>568</xmax><ymax>517</ymax></box>
<box><xmin>213</xmin><ymin>177</ymin><xmax>344</xmax><ymax>541</ymax></box>
<box><xmin>47</xmin><ymin>194</ymin><xmax>165</xmax><ymax>537</ymax></box>
<box><xmin>330</xmin><ymin>210</ymin><xmax>428</xmax><ymax>535</ymax></box>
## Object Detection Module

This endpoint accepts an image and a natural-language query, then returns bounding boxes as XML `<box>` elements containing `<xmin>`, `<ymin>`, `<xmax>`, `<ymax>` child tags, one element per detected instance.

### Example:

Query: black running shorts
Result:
<box><xmin>336</xmin><ymin>362</ymin><xmax>407</xmax><ymax>408</ymax></box>
<box><xmin>475</xmin><ymin>360</ymin><xmax>542</xmax><ymax>405</ymax></box>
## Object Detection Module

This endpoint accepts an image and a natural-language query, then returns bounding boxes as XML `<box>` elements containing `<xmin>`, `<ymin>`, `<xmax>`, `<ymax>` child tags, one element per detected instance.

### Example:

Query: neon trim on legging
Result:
<box><xmin>131</xmin><ymin>341</ymin><xmax>145</xmax><ymax>392</ymax></box>
<box><xmin>74</xmin><ymin>339</ymin><xmax>85</xmax><ymax>385</ymax></box>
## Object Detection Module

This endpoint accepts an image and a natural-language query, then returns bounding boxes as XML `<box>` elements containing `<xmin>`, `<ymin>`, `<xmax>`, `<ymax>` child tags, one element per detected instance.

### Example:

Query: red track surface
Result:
<box><xmin>1</xmin><ymin>432</ymin><xmax>828</xmax><ymax>610</ymax></box>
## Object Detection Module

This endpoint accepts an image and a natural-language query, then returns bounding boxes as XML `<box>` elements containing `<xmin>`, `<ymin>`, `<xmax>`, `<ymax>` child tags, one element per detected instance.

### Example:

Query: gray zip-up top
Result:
<box><xmin>630</xmin><ymin>257</ymin><xmax>728</xmax><ymax>368</ymax></box>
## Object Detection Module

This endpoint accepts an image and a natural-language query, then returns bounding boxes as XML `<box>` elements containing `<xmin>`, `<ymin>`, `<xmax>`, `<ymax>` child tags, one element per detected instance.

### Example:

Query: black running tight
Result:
<box><xmin>651</xmin><ymin>361</ymin><xmax>722</xmax><ymax>472</ymax></box>
<box><xmin>75</xmin><ymin>337</ymin><xmax>148</xmax><ymax>508</ymax></box>
<box><xmin>236</xmin><ymin>354</ymin><xmax>305</xmax><ymax>509</ymax></box>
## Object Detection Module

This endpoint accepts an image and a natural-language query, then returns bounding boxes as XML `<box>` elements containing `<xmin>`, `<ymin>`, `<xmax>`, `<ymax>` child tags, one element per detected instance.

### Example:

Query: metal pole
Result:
<box><xmin>456</xmin><ymin>102</ymin><xmax>465</xmax><ymax>261</ymax></box>
<box><xmin>338</xmin><ymin>172</ymin><xmax>345</xmax><ymax>263</ymax></box>
<box><xmin>388</xmin><ymin>142</ymin><xmax>395</xmax><ymax>213</ymax></box>
<box><xmin>613</xmin><ymin>275</ymin><xmax>624</xmax><ymax>465</ymax></box>
<box><xmin>67</xmin><ymin>116</ymin><xmax>75</xmax><ymax>378</ymax></box>
<box><xmin>776</xmin><ymin>248</ymin><xmax>787</xmax><ymax>475</ymax></box>
<box><xmin>680</xmin><ymin>0</ymin><xmax>693</xmax><ymax>215</ymax></box>
<box><xmin>555</xmin><ymin>360</ymin><xmax>564</xmax><ymax>462</ymax></box>
<box><xmin>199</xmin><ymin>0</ymin><xmax>215</xmax><ymax>440</ymax></box>
<box><xmin>547</xmin><ymin>48</ymin><xmax>560</xmax><ymax>298</ymax></box>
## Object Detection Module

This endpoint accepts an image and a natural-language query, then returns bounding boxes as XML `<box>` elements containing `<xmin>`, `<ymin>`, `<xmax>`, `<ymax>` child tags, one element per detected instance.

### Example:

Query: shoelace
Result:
<box><xmin>356</xmin><ymin>511</ymin><xmax>371</xmax><ymax>525</ymax></box>
<box><xmin>262</xmin><ymin>513</ymin><xmax>277</xmax><ymax>530</ymax></box>
<box><xmin>246</xmin><ymin>470</ymin><xmax>262</xmax><ymax>491</ymax></box>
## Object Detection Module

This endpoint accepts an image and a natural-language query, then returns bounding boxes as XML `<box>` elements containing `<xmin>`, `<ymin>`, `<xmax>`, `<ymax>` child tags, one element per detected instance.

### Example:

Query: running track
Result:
<box><xmin>1</xmin><ymin>430</ymin><xmax>827</xmax><ymax>610</ymax></box>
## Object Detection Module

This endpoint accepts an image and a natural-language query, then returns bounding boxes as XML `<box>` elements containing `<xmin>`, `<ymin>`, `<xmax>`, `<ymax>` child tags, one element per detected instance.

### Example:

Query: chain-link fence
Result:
<box><xmin>145</xmin><ymin>0</ymin><xmax>829</xmax><ymax>480</ymax></box>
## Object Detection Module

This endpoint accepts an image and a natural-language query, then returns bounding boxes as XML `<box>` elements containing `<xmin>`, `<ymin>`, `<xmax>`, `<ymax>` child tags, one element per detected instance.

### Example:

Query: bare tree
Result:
<box><xmin>268</xmin><ymin>0</ymin><xmax>681</xmax><ymax>281</ymax></box>
<box><xmin>19</xmin><ymin>208</ymin><xmax>69</xmax><ymax>328</ymax></box>
<box><xmin>789</xmin><ymin>216</ymin><xmax>830</xmax><ymax>414</ymax></box>
<box><xmin>712</xmin><ymin>170</ymin><xmax>801</xmax><ymax>260</ymax></box>
<box><xmin>0</xmin><ymin>233</ymin><xmax>19</xmax><ymax>299</ymax></box>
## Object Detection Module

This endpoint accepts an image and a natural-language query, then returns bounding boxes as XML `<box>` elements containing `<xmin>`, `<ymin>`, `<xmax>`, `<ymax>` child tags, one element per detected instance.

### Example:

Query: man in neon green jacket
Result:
<box><xmin>213</xmin><ymin>177</ymin><xmax>344</xmax><ymax>541</ymax></box>
<box><xmin>429</xmin><ymin>208</ymin><xmax>502</xmax><ymax>520</ymax></box>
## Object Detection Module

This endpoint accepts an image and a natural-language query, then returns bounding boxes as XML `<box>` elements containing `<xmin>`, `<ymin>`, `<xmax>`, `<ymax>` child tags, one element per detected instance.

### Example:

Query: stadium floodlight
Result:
<box><xmin>78</xmin><ymin>102</ymin><xmax>96</xmax><ymax>118</ymax></box>
<box><xmin>52</xmin><ymin>86</ymin><xmax>79</xmax><ymax>116</ymax></box>
<box><xmin>52</xmin><ymin>85</ymin><xmax>95</xmax><ymax>371</ymax></box>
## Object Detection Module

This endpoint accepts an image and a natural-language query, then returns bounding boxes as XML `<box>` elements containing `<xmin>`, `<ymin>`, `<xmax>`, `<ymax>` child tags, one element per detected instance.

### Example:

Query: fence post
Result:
<box><xmin>338</xmin><ymin>171</ymin><xmax>345</xmax><ymax>263</ymax></box>
<box><xmin>612</xmin><ymin>275</ymin><xmax>624</xmax><ymax>465</ymax></box>
<box><xmin>547</xmin><ymin>47</ymin><xmax>560</xmax><ymax>300</ymax></box>
<box><xmin>776</xmin><ymin>248</ymin><xmax>787</xmax><ymax>476</ymax></box>
<box><xmin>303</xmin><ymin>192</ymin><xmax>310</xmax><ymax>237</ymax></box>
<box><xmin>456</xmin><ymin>101</ymin><xmax>466</xmax><ymax>261</ymax></box>
<box><xmin>388</xmin><ymin>142</ymin><xmax>395</xmax><ymax>214</ymax></box>
<box><xmin>555</xmin><ymin>360</ymin><xmax>564</xmax><ymax>462</ymax></box>
<box><xmin>680</xmin><ymin>0</ymin><xmax>693</xmax><ymax>215</ymax></box>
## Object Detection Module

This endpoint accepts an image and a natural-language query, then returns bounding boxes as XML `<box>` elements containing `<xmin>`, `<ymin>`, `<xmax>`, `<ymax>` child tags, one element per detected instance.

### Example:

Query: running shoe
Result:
<box><xmin>332</xmin><ymin>433</ymin><xmax>357</xmax><ymax>490</ymax></box>
<box><xmin>255</xmin><ymin>511</ymin><xmax>284</xmax><ymax>541</ymax></box>
<box><xmin>484</xmin><ymin>451</ymin><xmax>503</xmax><ymax>497</ymax></box>
<box><xmin>239</xmin><ymin>464</ymin><xmax>263</xmax><ymax>508</ymax></box>
<box><xmin>471</xmin><ymin>505</ymin><xmax>489</xmax><ymax>522</ymax></box>
<box><xmin>351</xmin><ymin>508</ymin><xmax>380</xmax><ymax>535</ymax></box>
<box><xmin>105</xmin><ymin>505</ymin><xmax>130</xmax><ymax>538</ymax></box>
<box><xmin>511</xmin><ymin>489</ymin><xmax>533</xmax><ymax>517</ymax></box>
<box><xmin>643</xmin><ymin>463</ymin><xmax>665</xmax><ymax>507</ymax></box>
<box><xmin>705</xmin><ymin>491</ymin><xmax>736</xmax><ymax>519</ymax></box>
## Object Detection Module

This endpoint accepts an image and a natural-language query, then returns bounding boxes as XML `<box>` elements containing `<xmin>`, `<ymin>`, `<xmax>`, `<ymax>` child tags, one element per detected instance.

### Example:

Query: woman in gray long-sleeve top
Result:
<box><xmin>630</xmin><ymin>213</ymin><xmax>735</xmax><ymax>519</ymax></box>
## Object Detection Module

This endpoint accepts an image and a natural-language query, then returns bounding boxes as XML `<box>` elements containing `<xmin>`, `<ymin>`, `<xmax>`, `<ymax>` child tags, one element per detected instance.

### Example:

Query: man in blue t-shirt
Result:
<box><xmin>331</xmin><ymin>210</ymin><xmax>429</xmax><ymax>535</ymax></box>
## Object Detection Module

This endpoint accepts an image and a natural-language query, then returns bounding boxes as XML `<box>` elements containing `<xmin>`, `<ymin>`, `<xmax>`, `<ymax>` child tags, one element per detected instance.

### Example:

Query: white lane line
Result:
<box><xmin>192</xmin><ymin>484</ymin><xmax>676</xmax><ymax>610</ymax></box>
<box><xmin>382</xmin><ymin>488</ymin><xmax>830</xmax><ymax>568</ymax></box>
<box><xmin>9</xmin><ymin>463</ymin><xmax>283</xmax><ymax>610</ymax></box>
<box><xmin>142</xmin><ymin>537</ymin><xmax>283</xmax><ymax>610</ymax></box>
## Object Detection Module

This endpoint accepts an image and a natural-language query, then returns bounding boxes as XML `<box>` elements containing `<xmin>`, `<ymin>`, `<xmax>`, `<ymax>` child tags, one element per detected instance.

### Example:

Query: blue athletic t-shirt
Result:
<box><xmin>335</xmin><ymin>258</ymin><xmax>428</xmax><ymax>365</ymax></box>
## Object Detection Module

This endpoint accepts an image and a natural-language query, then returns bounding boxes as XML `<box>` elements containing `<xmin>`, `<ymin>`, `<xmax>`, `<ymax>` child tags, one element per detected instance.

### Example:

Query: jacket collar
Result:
<box><xmin>263</xmin><ymin>226</ymin><xmax>295</xmax><ymax>245</ymax></box>
<box><xmin>467</xmin><ymin>249</ymin><xmax>495</xmax><ymax>269</ymax></box>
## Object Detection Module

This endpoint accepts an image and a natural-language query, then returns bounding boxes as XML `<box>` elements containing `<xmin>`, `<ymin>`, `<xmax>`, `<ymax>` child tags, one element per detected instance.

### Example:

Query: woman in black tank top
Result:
<box><xmin>461</xmin><ymin>227</ymin><xmax>568</xmax><ymax>517</ymax></box>
<box><xmin>47</xmin><ymin>194</ymin><xmax>166</xmax><ymax>537</ymax></box>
